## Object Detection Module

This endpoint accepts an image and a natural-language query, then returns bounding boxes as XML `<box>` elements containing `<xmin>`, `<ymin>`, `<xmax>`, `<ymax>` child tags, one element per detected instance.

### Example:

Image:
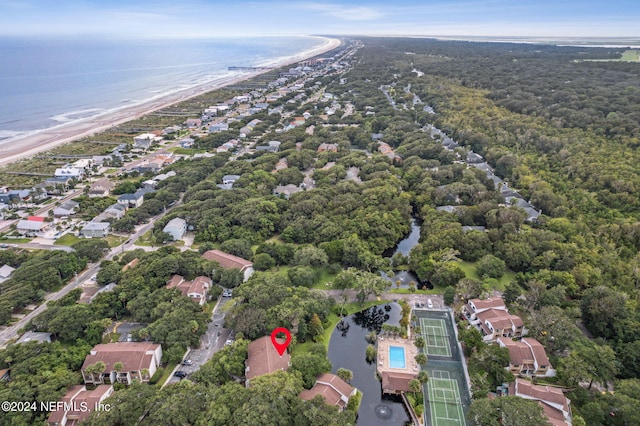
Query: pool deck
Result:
<box><xmin>377</xmin><ymin>336</ymin><xmax>420</xmax><ymax>375</ymax></box>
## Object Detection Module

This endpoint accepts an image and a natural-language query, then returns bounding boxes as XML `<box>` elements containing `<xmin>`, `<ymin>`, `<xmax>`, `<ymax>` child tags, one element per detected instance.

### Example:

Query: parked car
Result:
<box><xmin>222</xmin><ymin>289</ymin><xmax>233</xmax><ymax>297</ymax></box>
<box><xmin>427</xmin><ymin>299</ymin><xmax>434</xmax><ymax>308</ymax></box>
<box><xmin>174</xmin><ymin>371</ymin><xmax>187</xmax><ymax>378</ymax></box>
<box><xmin>181</xmin><ymin>359</ymin><xmax>193</xmax><ymax>365</ymax></box>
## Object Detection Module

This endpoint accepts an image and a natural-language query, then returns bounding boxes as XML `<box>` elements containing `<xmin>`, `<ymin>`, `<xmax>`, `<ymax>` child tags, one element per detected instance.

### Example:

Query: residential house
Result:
<box><xmin>53</xmin><ymin>200</ymin><xmax>79</xmax><ymax>217</ymax></box>
<box><xmin>81</xmin><ymin>342</ymin><xmax>163</xmax><ymax>385</ymax></box>
<box><xmin>497</xmin><ymin>337</ymin><xmax>555</xmax><ymax>377</ymax></box>
<box><xmin>222</xmin><ymin>175</ymin><xmax>241</xmax><ymax>186</ymax></box>
<box><xmin>500</xmin><ymin>379</ymin><xmax>572</xmax><ymax>426</ymax></box>
<box><xmin>0</xmin><ymin>369</ymin><xmax>9</xmax><ymax>382</ymax></box>
<box><xmin>466</xmin><ymin>152</ymin><xmax>484</xmax><ymax>164</ymax></box>
<box><xmin>0</xmin><ymin>189</ymin><xmax>31</xmax><ymax>204</ymax></box>
<box><xmin>202</xmin><ymin>249</ymin><xmax>254</xmax><ymax>282</ymax></box>
<box><xmin>245</xmin><ymin>336</ymin><xmax>290</xmax><ymax>387</ymax></box>
<box><xmin>47</xmin><ymin>385</ymin><xmax>114</xmax><ymax>426</ymax></box>
<box><xmin>43</xmin><ymin>176</ymin><xmax>74</xmax><ymax>192</ymax></box>
<box><xmin>163</xmin><ymin>217</ymin><xmax>187</xmax><ymax>241</ymax></box>
<box><xmin>317</xmin><ymin>143</ymin><xmax>338</xmax><ymax>153</ymax></box>
<box><xmin>162</xmin><ymin>125</ymin><xmax>181</xmax><ymax>135</ymax></box>
<box><xmin>180</xmin><ymin>137</ymin><xmax>195</xmax><ymax>149</ymax></box>
<box><xmin>0</xmin><ymin>264</ymin><xmax>15</xmax><ymax>284</ymax></box>
<box><xmin>378</xmin><ymin>142</ymin><xmax>398</xmax><ymax>160</ymax></box>
<box><xmin>89</xmin><ymin>179</ymin><xmax>115</xmax><ymax>198</ymax></box>
<box><xmin>273</xmin><ymin>184</ymin><xmax>303</xmax><ymax>199</ymax></box>
<box><xmin>166</xmin><ymin>275</ymin><xmax>211</xmax><ymax>305</ymax></box>
<box><xmin>16</xmin><ymin>217</ymin><xmax>51</xmax><ymax>236</ymax></box>
<box><xmin>154</xmin><ymin>171</ymin><xmax>176</xmax><ymax>182</ymax></box>
<box><xmin>463</xmin><ymin>297</ymin><xmax>526</xmax><ymax>342</ymax></box>
<box><xmin>208</xmin><ymin>123</ymin><xmax>229</xmax><ymax>133</ymax></box>
<box><xmin>299</xmin><ymin>373</ymin><xmax>357</xmax><ymax>411</ymax></box>
<box><xmin>133</xmin><ymin>133</ymin><xmax>157</xmax><ymax>150</ymax></box>
<box><xmin>273</xmin><ymin>158</ymin><xmax>288</xmax><ymax>171</ymax></box>
<box><xmin>255</xmin><ymin>144</ymin><xmax>278</xmax><ymax>153</ymax></box>
<box><xmin>80</xmin><ymin>222</ymin><xmax>110</xmax><ymax>238</ymax></box>
<box><xmin>117</xmin><ymin>191</ymin><xmax>145</xmax><ymax>209</ymax></box>
<box><xmin>103</xmin><ymin>203</ymin><xmax>126</xmax><ymax>219</ymax></box>
<box><xmin>54</xmin><ymin>166</ymin><xmax>85</xmax><ymax>180</ymax></box>
<box><xmin>184</xmin><ymin>118</ymin><xmax>202</xmax><ymax>129</ymax></box>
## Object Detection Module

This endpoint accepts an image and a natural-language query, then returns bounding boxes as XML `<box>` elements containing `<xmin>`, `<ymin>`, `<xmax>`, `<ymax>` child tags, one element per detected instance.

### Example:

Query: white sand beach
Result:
<box><xmin>0</xmin><ymin>36</ymin><xmax>341</xmax><ymax>167</ymax></box>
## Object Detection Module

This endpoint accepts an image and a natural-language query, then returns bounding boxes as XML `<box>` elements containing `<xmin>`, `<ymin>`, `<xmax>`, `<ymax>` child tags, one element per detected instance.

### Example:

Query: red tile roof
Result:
<box><xmin>47</xmin><ymin>385</ymin><xmax>113</xmax><ymax>425</ymax></box>
<box><xmin>27</xmin><ymin>216</ymin><xmax>46</xmax><ymax>222</ymax></box>
<box><xmin>469</xmin><ymin>297</ymin><xmax>506</xmax><ymax>311</ymax></box>
<box><xmin>511</xmin><ymin>378</ymin><xmax>570</xmax><ymax>426</ymax></box>
<box><xmin>246</xmin><ymin>336</ymin><xmax>290</xmax><ymax>382</ymax></box>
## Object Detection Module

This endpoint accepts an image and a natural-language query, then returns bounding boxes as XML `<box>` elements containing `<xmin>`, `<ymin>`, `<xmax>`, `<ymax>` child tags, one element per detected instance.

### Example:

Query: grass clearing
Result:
<box><xmin>104</xmin><ymin>234</ymin><xmax>126</xmax><ymax>248</ymax></box>
<box><xmin>0</xmin><ymin>237</ymin><xmax>32</xmax><ymax>244</ymax></box>
<box><xmin>458</xmin><ymin>260</ymin><xmax>515</xmax><ymax>291</ymax></box>
<box><xmin>54</xmin><ymin>234</ymin><xmax>81</xmax><ymax>246</ymax></box>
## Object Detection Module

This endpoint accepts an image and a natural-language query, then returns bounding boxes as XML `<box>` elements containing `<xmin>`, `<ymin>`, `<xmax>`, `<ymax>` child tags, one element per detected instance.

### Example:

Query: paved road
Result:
<box><xmin>165</xmin><ymin>296</ymin><xmax>234</xmax><ymax>385</ymax></box>
<box><xmin>0</xmin><ymin>261</ymin><xmax>102</xmax><ymax>347</ymax></box>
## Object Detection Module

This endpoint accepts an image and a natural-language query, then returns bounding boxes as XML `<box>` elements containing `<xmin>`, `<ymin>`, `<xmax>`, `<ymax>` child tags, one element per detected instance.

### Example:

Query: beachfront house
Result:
<box><xmin>55</xmin><ymin>166</ymin><xmax>85</xmax><ymax>180</ymax></box>
<box><xmin>133</xmin><ymin>133</ymin><xmax>158</xmax><ymax>150</ymax></box>
<box><xmin>80</xmin><ymin>222</ymin><xmax>110</xmax><ymax>238</ymax></box>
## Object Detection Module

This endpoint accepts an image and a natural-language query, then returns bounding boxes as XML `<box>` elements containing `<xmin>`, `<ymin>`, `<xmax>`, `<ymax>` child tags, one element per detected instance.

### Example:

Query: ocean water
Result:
<box><xmin>0</xmin><ymin>36</ymin><xmax>324</xmax><ymax>143</ymax></box>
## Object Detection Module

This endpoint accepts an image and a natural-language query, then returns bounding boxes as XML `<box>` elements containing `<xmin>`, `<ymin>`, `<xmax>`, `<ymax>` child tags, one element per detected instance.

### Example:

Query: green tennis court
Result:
<box><xmin>427</xmin><ymin>371</ymin><xmax>466</xmax><ymax>425</ymax></box>
<box><xmin>421</xmin><ymin>318</ymin><xmax>452</xmax><ymax>357</ymax></box>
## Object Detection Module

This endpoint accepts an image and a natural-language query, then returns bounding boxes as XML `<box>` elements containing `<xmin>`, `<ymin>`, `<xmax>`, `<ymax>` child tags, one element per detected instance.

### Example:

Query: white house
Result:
<box><xmin>54</xmin><ymin>166</ymin><xmax>85</xmax><ymax>180</ymax></box>
<box><xmin>80</xmin><ymin>222</ymin><xmax>110</xmax><ymax>238</ymax></box>
<box><xmin>133</xmin><ymin>133</ymin><xmax>158</xmax><ymax>150</ymax></box>
<box><xmin>0</xmin><ymin>264</ymin><xmax>15</xmax><ymax>284</ymax></box>
<box><xmin>53</xmin><ymin>200</ymin><xmax>79</xmax><ymax>217</ymax></box>
<box><xmin>163</xmin><ymin>218</ymin><xmax>187</xmax><ymax>241</ymax></box>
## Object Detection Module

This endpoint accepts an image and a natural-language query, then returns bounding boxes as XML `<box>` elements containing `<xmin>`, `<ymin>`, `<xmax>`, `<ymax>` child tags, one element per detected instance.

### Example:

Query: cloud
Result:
<box><xmin>296</xmin><ymin>2</ymin><xmax>384</xmax><ymax>21</ymax></box>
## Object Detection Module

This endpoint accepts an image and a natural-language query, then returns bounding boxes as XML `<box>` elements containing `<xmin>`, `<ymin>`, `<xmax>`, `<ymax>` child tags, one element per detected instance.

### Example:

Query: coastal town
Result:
<box><xmin>1</xmin><ymin>36</ymin><xmax>639</xmax><ymax>426</ymax></box>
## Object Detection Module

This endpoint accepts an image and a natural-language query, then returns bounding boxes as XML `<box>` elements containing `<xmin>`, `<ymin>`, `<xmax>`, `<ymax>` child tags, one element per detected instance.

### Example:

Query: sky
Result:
<box><xmin>0</xmin><ymin>0</ymin><xmax>638</xmax><ymax>39</ymax></box>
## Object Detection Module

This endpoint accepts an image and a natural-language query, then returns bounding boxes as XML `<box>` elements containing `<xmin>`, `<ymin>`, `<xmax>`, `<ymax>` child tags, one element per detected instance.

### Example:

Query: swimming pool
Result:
<box><xmin>389</xmin><ymin>346</ymin><xmax>406</xmax><ymax>369</ymax></box>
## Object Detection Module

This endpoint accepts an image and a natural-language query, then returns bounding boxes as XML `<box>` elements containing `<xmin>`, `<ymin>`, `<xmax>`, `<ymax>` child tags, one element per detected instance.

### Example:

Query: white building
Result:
<box><xmin>163</xmin><ymin>218</ymin><xmax>187</xmax><ymax>241</ymax></box>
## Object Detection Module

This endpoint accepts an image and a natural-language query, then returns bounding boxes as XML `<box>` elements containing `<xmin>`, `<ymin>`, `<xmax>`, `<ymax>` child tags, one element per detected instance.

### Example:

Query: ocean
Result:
<box><xmin>0</xmin><ymin>36</ymin><xmax>325</xmax><ymax>144</ymax></box>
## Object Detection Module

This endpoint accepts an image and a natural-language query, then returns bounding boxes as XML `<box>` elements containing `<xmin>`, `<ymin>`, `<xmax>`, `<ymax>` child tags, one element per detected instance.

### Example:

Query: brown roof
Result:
<box><xmin>300</xmin><ymin>373</ymin><xmax>355</xmax><ymax>408</ymax></box>
<box><xmin>513</xmin><ymin>379</ymin><xmax>570</xmax><ymax>425</ymax></box>
<box><xmin>166</xmin><ymin>274</ymin><xmax>185</xmax><ymax>289</ymax></box>
<box><xmin>476</xmin><ymin>309</ymin><xmax>523</xmax><ymax>330</ymax></box>
<box><xmin>202</xmin><ymin>250</ymin><xmax>252</xmax><ymax>271</ymax></box>
<box><xmin>498</xmin><ymin>338</ymin><xmax>551</xmax><ymax>369</ymax></box>
<box><xmin>469</xmin><ymin>297</ymin><xmax>506</xmax><ymax>311</ymax></box>
<box><xmin>48</xmin><ymin>385</ymin><xmax>113</xmax><ymax>425</ymax></box>
<box><xmin>166</xmin><ymin>275</ymin><xmax>210</xmax><ymax>299</ymax></box>
<box><xmin>121</xmin><ymin>258</ymin><xmax>139</xmax><ymax>272</ymax></box>
<box><xmin>523</xmin><ymin>338</ymin><xmax>551</xmax><ymax>367</ymax></box>
<box><xmin>82</xmin><ymin>342</ymin><xmax>160</xmax><ymax>373</ymax></box>
<box><xmin>380</xmin><ymin>371</ymin><xmax>415</xmax><ymax>392</ymax></box>
<box><xmin>246</xmin><ymin>336</ymin><xmax>290</xmax><ymax>382</ymax></box>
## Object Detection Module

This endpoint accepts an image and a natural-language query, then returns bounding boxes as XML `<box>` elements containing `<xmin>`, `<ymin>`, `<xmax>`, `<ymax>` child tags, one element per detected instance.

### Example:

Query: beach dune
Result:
<box><xmin>0</xmin><ymin>37</ymin><xmax>341</xmax><ymax>168</ymax></box>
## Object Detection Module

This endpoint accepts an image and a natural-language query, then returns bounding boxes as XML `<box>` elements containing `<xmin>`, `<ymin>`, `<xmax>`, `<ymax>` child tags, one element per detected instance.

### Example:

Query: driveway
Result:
<box><xmin>165</xmin><ymin>296</ymin><xmax>234</xmax><ymax>385</ymax></box>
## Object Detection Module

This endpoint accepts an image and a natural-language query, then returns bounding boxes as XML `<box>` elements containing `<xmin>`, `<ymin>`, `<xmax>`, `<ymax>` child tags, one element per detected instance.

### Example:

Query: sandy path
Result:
<box><xmin>0</xmin><ymin>37</ymin><xmax>341</xmax><ymax>167</ymax></box>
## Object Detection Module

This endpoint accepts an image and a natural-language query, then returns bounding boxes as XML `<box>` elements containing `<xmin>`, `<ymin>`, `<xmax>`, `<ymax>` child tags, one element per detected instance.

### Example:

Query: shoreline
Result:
<box><xmin>0</xmin><ymin>36</ymin><xmax>341</xmax><ymax>168</ymax></box>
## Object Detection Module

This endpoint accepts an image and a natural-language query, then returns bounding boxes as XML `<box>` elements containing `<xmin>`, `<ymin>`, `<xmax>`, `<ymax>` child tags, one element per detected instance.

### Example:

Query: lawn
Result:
<box><xmin>458</xmin><ymin>260</ymin><xmax>515</xmax><ymax>291</ymax></box>
<box><xmin>54</xmin><ymin>234</ymin><xmax>81</xmax><ymax>246</ymax></box>
<box><xmin>292</xmin><ymin>300</ymin><xmax>390</xmax><ymax>355</ymax></box>
<box><xmin>0</xmin><ymin>237</ymin><xmax>32</xmax><ymax>244</ymax></box>
<box><xmin>104</xmin><ymin>234</ymin><xmax>126</xmax><ymax>248</ymax></box>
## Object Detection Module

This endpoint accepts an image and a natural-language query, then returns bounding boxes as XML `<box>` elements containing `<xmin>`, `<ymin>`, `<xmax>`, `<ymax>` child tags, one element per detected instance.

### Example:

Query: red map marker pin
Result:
<box><xmin>270</xmin><ymin>327</ymin><xmax>292</xmax><ymax>356</ymax></box>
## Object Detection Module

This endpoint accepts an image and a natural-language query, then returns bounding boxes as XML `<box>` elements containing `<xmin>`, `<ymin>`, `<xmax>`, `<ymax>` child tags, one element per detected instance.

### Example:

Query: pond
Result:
<box><xmin>328</xmin><ymin>303</ymin><xmax>411</xmax><ymax>426</ymax></box>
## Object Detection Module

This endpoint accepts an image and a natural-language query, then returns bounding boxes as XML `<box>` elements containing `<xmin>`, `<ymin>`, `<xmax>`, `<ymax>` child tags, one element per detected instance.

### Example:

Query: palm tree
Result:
<box><xmin>417</xmin><ymin>370</ymin><xmax>429</xmax><ymax>384</ymax></box>
<box><xmin>415</xmin><ymin>353</ymin><xmax>428</xmax><ymax>366</ymax></box>
<box><xmin>409</xmin><ymin>379</ymin><xmax>421</xmax><ymax>395</ymax></box>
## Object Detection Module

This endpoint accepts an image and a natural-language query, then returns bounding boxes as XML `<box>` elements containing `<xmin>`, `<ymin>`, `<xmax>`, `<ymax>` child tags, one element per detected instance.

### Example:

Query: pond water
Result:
<box><xmin>328</xmin><ymin>303</ymin><xmax>411</xmax><ymax>426</ymax></box>
<box><xmin>393</xmin><ymin>218</ymin><xmax>421</xmax><ymax>257</ymax></box>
